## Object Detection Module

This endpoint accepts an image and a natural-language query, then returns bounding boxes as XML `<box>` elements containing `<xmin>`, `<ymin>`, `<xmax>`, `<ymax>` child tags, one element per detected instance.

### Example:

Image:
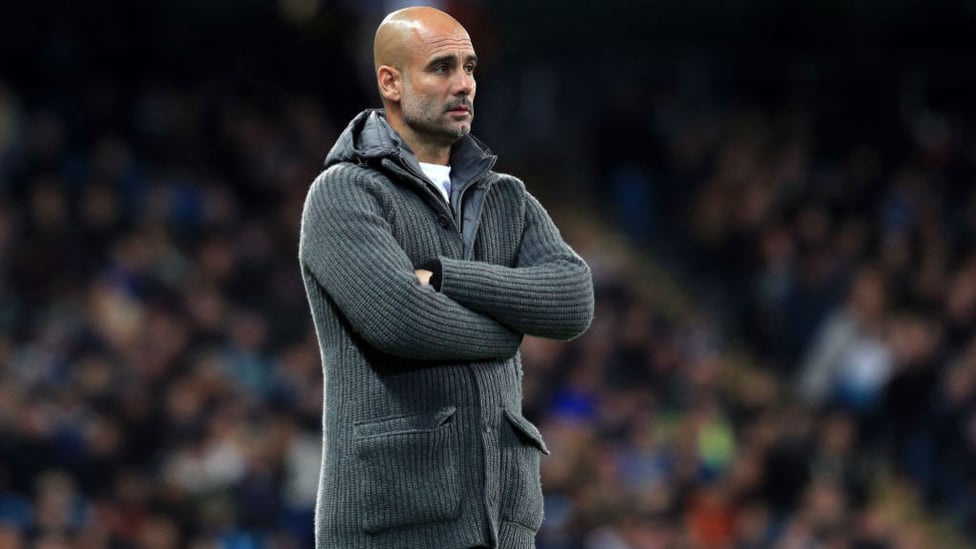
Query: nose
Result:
<box><xmin>453</xmin><ymin>71</ymin><xmax>474</xmax><ymax>96</ymax></box>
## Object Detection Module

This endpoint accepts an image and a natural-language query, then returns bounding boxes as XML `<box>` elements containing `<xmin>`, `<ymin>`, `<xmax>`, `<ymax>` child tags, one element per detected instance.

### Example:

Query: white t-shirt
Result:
<box><xmin>419</xmin><ymin>162</ymin><xmax>452</xmax><ymax>204</ymax></box>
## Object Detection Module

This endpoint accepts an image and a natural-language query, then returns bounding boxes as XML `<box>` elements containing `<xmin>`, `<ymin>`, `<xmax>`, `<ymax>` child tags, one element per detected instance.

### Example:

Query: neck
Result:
<box><xmin>408</xmin><ymin>139</ymin><xmax>451</xmax><ymax>165</ymax></box>
<box><xmin>385</xmin><ymin>111</ymin><xmax>452</xmax><ymax>165</ymax></box>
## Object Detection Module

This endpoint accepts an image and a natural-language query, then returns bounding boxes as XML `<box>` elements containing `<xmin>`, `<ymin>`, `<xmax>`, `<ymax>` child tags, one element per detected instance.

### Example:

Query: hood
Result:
<box><xmin>324</xmin><ymin>109</ymin><xmax>402</xmax><ymax>168</ymax></box>
<box><xmin>323</xmin><ymin>109</ymin><xmax>497</xmax><ymax>191</ymax></box>
<box><xmin>323</xmin><ymin>109</ymin><xmax>499</xmax><ymax>259</ymax></box>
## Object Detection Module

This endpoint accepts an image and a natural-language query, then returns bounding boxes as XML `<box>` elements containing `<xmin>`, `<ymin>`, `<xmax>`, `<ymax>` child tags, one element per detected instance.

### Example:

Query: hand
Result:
<box><xmin>415</xmin><ymin>269</ymin><xmax>433</xmax><ymax>286</ymax></box>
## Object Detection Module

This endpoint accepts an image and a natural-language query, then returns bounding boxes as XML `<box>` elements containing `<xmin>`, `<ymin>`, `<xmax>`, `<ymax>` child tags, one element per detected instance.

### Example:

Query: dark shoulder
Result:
<box><xmin>486</xmin><ymin>171</ymin><xmax>528</xmax><ymax>196</ymax></box>
<box><xmin>315</xmin><ymin>162</ymin><xmax>376</xmax><ymax>187</ymax></box>
<box><xmin>309</xmin><ymin>162</ymin><xmax>390</xmax><ymax>198</ymax></box>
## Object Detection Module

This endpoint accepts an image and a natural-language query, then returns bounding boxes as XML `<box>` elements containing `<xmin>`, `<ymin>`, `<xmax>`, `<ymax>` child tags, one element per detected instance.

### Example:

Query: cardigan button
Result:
<box><xmin>436</xmin><ymin>215</ymin><xmax>450</xmax><ymax>228</ymax></box>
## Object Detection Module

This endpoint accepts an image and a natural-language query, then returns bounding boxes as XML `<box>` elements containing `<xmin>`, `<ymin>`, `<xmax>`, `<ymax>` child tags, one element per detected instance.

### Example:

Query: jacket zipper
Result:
<box><xmin>393</xmin><ymin>155</ymin><xmax>456</xmax><ymax>222</ymax></box>
<box><xmin>390</xmin><ymin>152</ymin><xmax>493</xmax><ymax>255</ymax></box>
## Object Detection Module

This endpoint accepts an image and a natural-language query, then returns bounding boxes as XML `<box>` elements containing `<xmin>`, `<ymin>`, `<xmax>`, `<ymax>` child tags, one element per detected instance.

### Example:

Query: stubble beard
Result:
<box><xmin>401</xmin><ymin>94</ymin><xmax>473</xmax><ymax>147</ymax></box>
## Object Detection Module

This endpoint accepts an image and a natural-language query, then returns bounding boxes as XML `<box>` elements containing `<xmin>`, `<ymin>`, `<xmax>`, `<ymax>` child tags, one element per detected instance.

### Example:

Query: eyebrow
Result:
<box><xmin>425</xmin><ymin>53</ymin><xmax>478</xmax><ymax>70</ymax></box>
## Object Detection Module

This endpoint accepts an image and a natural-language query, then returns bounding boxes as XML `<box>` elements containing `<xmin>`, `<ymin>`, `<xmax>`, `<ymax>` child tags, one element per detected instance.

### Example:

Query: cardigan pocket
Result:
<box><xmin>353</xmin><ymin>406</ymin><xmax>462</xmax><ymax>533</ymax></box>
<box><xmin>500</xmin><ymin>409</ymin><xmax>549</xmax><ymax>532</ymax></box>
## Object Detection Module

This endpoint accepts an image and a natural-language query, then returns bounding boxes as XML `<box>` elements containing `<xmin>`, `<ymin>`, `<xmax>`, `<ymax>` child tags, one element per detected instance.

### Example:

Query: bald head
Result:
<box><xmin>373</xmin><ymin>6</ymin><xmax>470</xmax><ymax>72</ymax></box>
<box><xmin>372</xmin><ymin>6</ymin><xmax>478</xmax><ymax>164</ymax></box>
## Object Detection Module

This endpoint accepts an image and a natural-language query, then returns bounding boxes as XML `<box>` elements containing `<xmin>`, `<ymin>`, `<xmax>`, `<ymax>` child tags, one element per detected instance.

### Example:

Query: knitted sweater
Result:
<box><xmin>299</xmin><ymin>109</ymin><xmax>594</xmax><ymax>548</ymax></box>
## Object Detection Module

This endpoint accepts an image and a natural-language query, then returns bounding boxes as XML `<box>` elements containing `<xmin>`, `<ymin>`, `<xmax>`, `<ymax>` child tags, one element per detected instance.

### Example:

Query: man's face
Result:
<box><xmin>399</xmin><ymin>28</ymin><xmax>477</xmax><ymax>146</ymax></box>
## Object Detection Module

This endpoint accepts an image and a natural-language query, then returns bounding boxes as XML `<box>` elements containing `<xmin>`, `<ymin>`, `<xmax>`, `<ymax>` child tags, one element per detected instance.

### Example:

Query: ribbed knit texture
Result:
<box><xmin>299</xmin><ymin>110</ymin><xmax>594</xmax><ymax>548</ymax></box>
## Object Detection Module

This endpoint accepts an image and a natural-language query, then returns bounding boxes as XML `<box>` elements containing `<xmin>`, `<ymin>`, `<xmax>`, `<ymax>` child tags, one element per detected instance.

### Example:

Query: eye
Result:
<box><xmin>464</xmin><ymin>64</ymin><xmax>475</xmax><ymax>74</ymax></box>
<box><xmin>434</xmin><ymin>64</ymin><xmax>449</xmax><ymax>75</ymax></box>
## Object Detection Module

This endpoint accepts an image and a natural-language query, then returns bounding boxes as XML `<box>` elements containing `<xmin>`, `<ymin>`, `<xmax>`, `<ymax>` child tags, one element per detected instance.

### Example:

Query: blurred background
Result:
<box><xmin>2</xmin><ymin>0</ymin><xmax>976</xmax><ymax>547</ymax></box>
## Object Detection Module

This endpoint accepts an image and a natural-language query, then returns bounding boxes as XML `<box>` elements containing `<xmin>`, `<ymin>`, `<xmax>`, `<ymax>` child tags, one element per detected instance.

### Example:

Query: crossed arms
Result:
<box><xmin>299</xmin><ymin>166</ymin><xmax>594</xmax><ymax>362</ymax></box>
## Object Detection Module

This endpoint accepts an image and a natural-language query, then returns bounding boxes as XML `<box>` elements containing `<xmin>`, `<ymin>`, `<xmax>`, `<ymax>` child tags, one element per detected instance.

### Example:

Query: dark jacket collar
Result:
<box><xmin>324</xmin><ymin>109</ymin><xmax>497</xmax><ymax>191</ymax></box>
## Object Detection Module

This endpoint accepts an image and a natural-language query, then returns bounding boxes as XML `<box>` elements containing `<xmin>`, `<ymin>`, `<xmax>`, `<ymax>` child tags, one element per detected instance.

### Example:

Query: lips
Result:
<box><xmin>446</xmin><ymin>102</ymin><xmax>472</xmax><ymax>115</ymax></box>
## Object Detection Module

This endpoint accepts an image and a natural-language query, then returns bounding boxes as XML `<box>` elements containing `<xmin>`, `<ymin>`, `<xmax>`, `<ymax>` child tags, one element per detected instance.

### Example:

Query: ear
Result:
<box><xmin>377</xmin><ymin>65</ymin><xmax>402</xmax><ymax>103</ymax></box>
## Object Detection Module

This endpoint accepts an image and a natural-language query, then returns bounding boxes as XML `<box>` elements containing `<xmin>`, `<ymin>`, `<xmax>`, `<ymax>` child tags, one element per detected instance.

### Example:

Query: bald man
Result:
<box><xmin>299</xmin><ymin>7</ymin><xmax>594</xmax><ymax>548</ymax></box>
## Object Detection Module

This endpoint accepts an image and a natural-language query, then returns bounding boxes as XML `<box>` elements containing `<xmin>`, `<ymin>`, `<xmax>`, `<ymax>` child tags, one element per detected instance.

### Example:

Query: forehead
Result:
<box><xmin>409</xmin><ymin>25</ymin><xmax>475</xmax><ymax>63</ymax></box>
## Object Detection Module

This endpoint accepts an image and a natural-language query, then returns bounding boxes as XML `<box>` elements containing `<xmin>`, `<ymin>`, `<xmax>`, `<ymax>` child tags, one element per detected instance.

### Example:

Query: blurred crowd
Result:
<box><xmin>555</xmin><ymin>84</ymin><xmax>976</xmax><ymax>547</ymax></box>
<box><xmin>3</xmin><ymin>8</ymin><xmax>976</xmax><ymax>549</ymax></box>
<box><xmin>0</xmin><ymin>81</ymin><xmax>334</xmax><ymax>547</ymax></box>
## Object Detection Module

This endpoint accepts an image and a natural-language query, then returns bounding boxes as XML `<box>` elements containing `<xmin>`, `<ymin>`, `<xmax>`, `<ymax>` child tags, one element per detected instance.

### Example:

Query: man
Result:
<box><xmin>299</xmin><ymin>6</ymin><xmax>594</xmax><ymax>548</ymax></box>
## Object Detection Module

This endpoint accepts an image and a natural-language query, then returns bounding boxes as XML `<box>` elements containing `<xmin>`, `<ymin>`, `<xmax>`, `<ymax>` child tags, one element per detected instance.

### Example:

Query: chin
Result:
<box><xmin>442</xmin><ymin>125</ymin><xmax>469</xmax><ymax>142</ymax></box>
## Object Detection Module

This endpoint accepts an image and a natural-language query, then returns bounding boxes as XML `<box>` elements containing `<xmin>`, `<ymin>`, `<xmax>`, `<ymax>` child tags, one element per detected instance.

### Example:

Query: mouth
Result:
<box><xmin>446</xmin><ymin>103</ymin><xmax>472</xmax><ymax>116</ymax></box>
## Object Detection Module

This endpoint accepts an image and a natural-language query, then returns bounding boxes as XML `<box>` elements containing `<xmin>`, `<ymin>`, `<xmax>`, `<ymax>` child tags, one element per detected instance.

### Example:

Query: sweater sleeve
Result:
<box><xmin>436</xmin><ymin>189</ymin><xmax>594</xmax><ymax>341</ymax></box>
<box><xmin>299</xmin><ymin>166</ymin><xmax>522</xmax><ymax>361</ymax></box>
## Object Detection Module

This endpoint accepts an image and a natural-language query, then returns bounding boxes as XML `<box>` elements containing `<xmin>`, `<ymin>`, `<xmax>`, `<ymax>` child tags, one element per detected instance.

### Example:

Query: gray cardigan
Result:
<box><xmin>299</xmin><ymin>110</ymin><xmax>594</xmax><ymax>548</ymax></box>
